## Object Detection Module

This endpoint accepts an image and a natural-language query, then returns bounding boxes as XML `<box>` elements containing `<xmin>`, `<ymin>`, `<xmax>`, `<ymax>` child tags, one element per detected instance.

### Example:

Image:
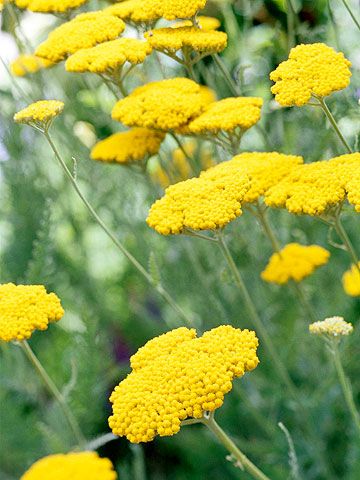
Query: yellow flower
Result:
<box><xmin>265</xmin><ymin>153</ymin><xmax>360</xmax><ymax>215</ymax></box>
<box><xmin>261</xmin><ymin>243</ymin><xmax>330</xmax><ymax>285</ymax></box>
<box><xmin>309</xmin><ymin>316</ymin><xmax>353</xmax><ymax>337</ymax></box>
<box><xmin>20</xmin><ymin>452</ymin><xmax>117</xmax><ymax>480</ymax></box>
<box><xmin>10</xmin><ymin>54</ymin><xmax>53</xmax><ymax>77</ymax></box>
<box><xmin>109</xmin><ymin>325</ymin><xmax>259</xmax><ymax>443</ymax></box>
<box><xmin>104</xmin><ymin>0</ymin><xmax>154</xmax><ymax>25</ymax></box>
<box><xmin>14</xmin><ymin>100</ymin><xmax>64</xmax><ymax>129</ymax></box>
<box><xmin>35</xmin><ymin>12</ymin><xmax>125</xmax><ymax>63</ymax></box>
<box><xmin>174</xmin><ymin>16</ymin><xmax>221</xmax><ymax>30</ymax></box>
<box><xmin>0</xmin><ymin>283</ymin><xmax>64</xmax><ymax>342</ymax></box>
<box><xmin>342</xmin><ymin>263</ymin><xmax>360</xmax><ymax>297</ymax></box>
<box><xmin>188</xmin><ymin>97</ymin><xmax>263</xmax><ymax>134</ymax></box>
<box><xmin>145</xmin><ymin>27</ymin><xmax>227</xmax><ymax>56</ymax></box>
<box><xmin>147</xmin><ymin>163</ymin><xmax>250</xmax><ymax>234</ymax></box>
<box><xmin>91</xmin><ymin>128</ymin><xmax>165</xmax><ymax>165</ymax></box>
<box><xmin>66</xmin><ymin>38</ymin><xmax>152</xmax><ymax>74</ymax></box>
<box><xmin>14</xmin><ymin>0</ymin><xmax>86</xmax><ymax>13</ymax></box>
<box><xmin>112</xmin><ymin>78</ymin><xmax>212</xmax><ymax>131</ymax></box>
<box><xmin>202</xmin><ymin>152</ymin><xmax>303</xmax><ymax>204</ymax></box>
<box><xmin>270</xmin><ymin>43</ymin><xmax>352</xmax><ymax>107</ymax></box>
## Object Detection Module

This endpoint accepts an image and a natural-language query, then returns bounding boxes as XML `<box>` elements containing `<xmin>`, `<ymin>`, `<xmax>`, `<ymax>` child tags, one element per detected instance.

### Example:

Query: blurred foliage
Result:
<box><xmin>0</xmin><ymin>0</ymin><xmax>360</xmax><ymax>479</ymax></box>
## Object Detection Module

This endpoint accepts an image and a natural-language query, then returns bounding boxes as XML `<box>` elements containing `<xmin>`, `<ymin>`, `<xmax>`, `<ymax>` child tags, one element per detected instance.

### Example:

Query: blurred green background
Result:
<box><xmin>0</xmin><ymin>1</ymin><xmax>359</xmax><ymax>478</ymax></box>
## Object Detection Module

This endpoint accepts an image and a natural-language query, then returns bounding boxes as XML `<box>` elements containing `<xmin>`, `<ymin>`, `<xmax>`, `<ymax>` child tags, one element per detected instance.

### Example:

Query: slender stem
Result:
<box><xmin>20</xmin><ymin>340</ymin><xmax>85</xmax><ymax>446</ymax></box>
<box><xmin>216</xmin><ymin>231</ymin><xmax>297</xmax><ymax>397</ymax></box>
<box><xmin>286</xmin><ymin>0</ymin><xmax>296</xmax><ymax>53</ymax></box>
<box><xmin>333</xmin><ymin>211</ymin><xmax>360</xmax><ymax>272</ymax></box>
<box><xmin>331</xmin><ymin>341</ymin><xmax>360</xmax><ymax>433</ymax></box>
<box><xmin>212</xmin><ymin>54</ymin><xmax>241</xmax><ymax>96</ymax></box>
<box><xmin>43</xmin><ymin>131</ymin><xmax>194</xmax><ymax>326</ymax></box>
<box><xmin>254</xmin><ymin>205</ymin><xmax>318</xmax><ymax>323</ymax></box>
<box><xmin>170</xmin><ymin>132</ymin><xmax>198</xmax><ymax>174</ymax></box>
<box><xmin>203</xmin><ymin>414</ymin><xmax>270</xmax><ymax>480</ymax></box>
<box><xmin>340</xmin><ymin>0</ymin><xmax>360</xmax><ymax>31</ymax></box>
<box><xmin>315</xmin><ymin>96</ymin><xmax>352</xmax><ymax>154</ymax></box>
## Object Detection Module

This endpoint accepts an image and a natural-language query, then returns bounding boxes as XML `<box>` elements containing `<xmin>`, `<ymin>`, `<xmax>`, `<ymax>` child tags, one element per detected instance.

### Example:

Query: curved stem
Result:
<box><xmin>333</xmin><ymin>211</ymin><xmax>360</xmax><ymax>269</ymax></box>
<box><xmin>340</xmin><ymin>0</ymin><xmax>360</xmax><ymax>31</ymax></box>
<box><xmin>20</xmin><ymin>341</ymin><xmax>85</xmax><ymax>446</ymax></box>
<box><xmin>254</xmin><ymin>204</ymin><xmax>318</xmax><ymax>323</ymax></box>
<box><xmin>43</xmin><ymin>130</ymin><xmax>194</xmax><ymax>326</ymax></box>
<box><xmin>315</xmin><ymin>96</ymin><xmax>352</xmax><ymax>154</ymax></box>
<box><xmin>331</xmin><ymin>341</ymin><xmax>360</xmax><ymax>433</ymax></box>
<box><xmin>203</xmin><ymin>414</ymin><xmax>270</xmax><ymax>480</ymax></box>
<box><xmin>212</xmin><ymin>54</ymin><xmax>241</xmax><ymax>96</ymax></box>
<box><xmin>215</xmin><ymin>231</ymin><xmax>297</xmax><ymax>397</ymax></box>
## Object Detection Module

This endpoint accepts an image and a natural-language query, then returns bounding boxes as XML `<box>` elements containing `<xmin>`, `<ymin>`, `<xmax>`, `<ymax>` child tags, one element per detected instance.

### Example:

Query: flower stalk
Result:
<box><xmin>329</xmin><ymin>339</ymin><xmax>360</xmax><ymax>433</ymax></box>
<box><xmin>20</xmin><ymin>340</ymin><xmax>85</xmax><ymax>446</ymax></box>
<box><xmin>42</xmin><ymin>130</ymin><xmax>194</xmax><ymax>327</ymax></box>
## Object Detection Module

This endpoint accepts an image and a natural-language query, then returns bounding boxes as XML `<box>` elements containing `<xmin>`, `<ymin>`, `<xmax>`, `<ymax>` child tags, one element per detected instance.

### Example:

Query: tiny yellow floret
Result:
<box><xmin>265</xmin><ymin>153</ymin><xmax>360</xmax><ymax>215</ymax></box>
<box><xmin>174</xmin><ymin>16</ymin><xmax>221</xmax><ymax>31</ymax></box>
<box><xmin>270</xmin><ymin>43</ymin><xmax>351</xmax><ymax>106</ymax></box>
<box><xmin>188</xmin><ymin>97</ymin><xmax>263</xmax><ymax>134</ymax></box>
<box><xmin>66</xmin><ymin>38</ymin><xmax>152</xmax><ymax>74</ymax></box>
<box><xmin>35</xmin><ymin>12</ymin><xmax>125</xmax><ymax>63</ymax></box>
<box><xmin>20</xmin><ymin>452</ymin><xmax>117</xmax><ymax>480</ymax></box>
<box><xmin>91</xmin><ymin>128</ymin><xmax>165</xmax><ymax>165</ymax></box>
<box><xmin>0</xmin><ymin>283</ymin><xmax>64</xmax><ymax>342</ymax></box>
<box><xmin>14</xmin><ymin>100</ymin><xmax>64</xmax><ymax>128</ymax></box>
<box><xmin>109</xmin><ymin>325</ymin><xmax>259</xmax><ymax>443</ymax></box>
<box><xmin>14</xmin><ymin>0</ymin><xmax>87</xmax><ymax>13</ymax></box>
<box><xmin>261</xmin><ymin>243</ymin><xmax>330</xmax><ymax>284</ymax></box>
<box><xmin>342</xmin><ymin>263</ymin><xmax>360</xmax><ymax>297</ymax></box>
<box><xmin>10</xmin><ymin>55</ymin><xmax>53</xmax><ymax>77</ymax></box>
<box><xmin>145</xmin><ymin>27</ymin><xmax>227</xmax><ymax>56</ymax></box>
<box><xmin>112</xmin><ymin>78</ymin><xmax>212</xmax><ymax>131</ymax></box>
<box><xmin>309</xmin><ymin>317</ymin><xmax>353</xmax><ymax>337</ymax></box>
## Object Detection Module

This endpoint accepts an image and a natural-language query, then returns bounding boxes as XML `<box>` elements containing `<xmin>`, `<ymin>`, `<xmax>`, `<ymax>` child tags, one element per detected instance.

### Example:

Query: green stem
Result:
<box><xmin>286</xmin><ymin>0</ymin><xmax>296</xmax><ymax>53</ymax></box>
<box><xmin>331</xmin><ymin>341</ymin><xmax>360</xmax><ymax>433</ymax></box>
<box><xmin>215</xmin><ymin>231</ymin><xmax>297</xmax><ymax>397</ymax></box>
<box><xmin>333</xmin><ymin>211</ymin><xmax>360</xmax><ymax>272</ymax></box>
<box><xmin>315</xmin><ymin>97</ymin><xmax>352</xmax><ymax>154</ymax></box>
<box><xmin>203</xmin><ymin>414</ymin><xmax>270</xmax><ymax>480</ymax></box>
<box><xmin>212</xmin><ymin>54</ymin><xmax>241</xmax><ymax>96</ymax></box>
<box><xmin>20</xmin><ymin>340</ymin><xmax>85</xmax><ymax>446</ymax></box>
<box><xmin>43</xmin><ymin>131</ymin><xmax>194</xmax><ymax>327</ymax></box>
<box><xmin>254</xmin><ymin>205</ymin><xmax>318</xmax><ymax>323</ymax></box>
<box><xmin>170</xmin><ymin>133</ymin><xmax>198</xmax><ymax>174</ymax></box>
<box><xmin>340</xmin><ymin>0</ymin><xmax>360</xmax><ymax>31</ymax></box>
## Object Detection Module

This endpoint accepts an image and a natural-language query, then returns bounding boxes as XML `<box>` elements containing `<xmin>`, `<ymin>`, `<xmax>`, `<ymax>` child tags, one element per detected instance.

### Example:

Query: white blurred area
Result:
<box><xmin>0</xmin><ymin>11</ymin><xmax>56</xmax><ymax>87</ymax></box>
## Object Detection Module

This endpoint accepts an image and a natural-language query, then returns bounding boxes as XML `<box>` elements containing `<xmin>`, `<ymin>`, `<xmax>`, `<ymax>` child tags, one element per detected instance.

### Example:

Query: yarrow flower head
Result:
<box><xmin>309</xmin><ymin>316</ymin><xmax>353</xmax><ymax>338</ymax></box>
<box><xmin>201</xmin><ymin>152</ymin><xmax>303</xmax><ymax>204</ymax></box>
<box><xmin>65</xmin><ymin>38</ymin><xmax>152</xmax><ymax>74</ymax></box>
<box><xmin>144</xmin><ymin>27</ymin><xmax>227</xmax><ymax>56</ymax></box>
<box><xmin>14</xmin><ymin>0</ymin><xmax>87</xmax><ymax>13</ymax></box>
<box><xmin>0</xmin><ymin>283</ymin><xmax>64</xmax><ymax>342</ymax></box>
<box><xmin>91</xmin><ymin>128</ymin><xmax>165</xmax><ymax>165</ymax></box>
<box><xmin>20</xmin><ymin>452</ymin><xmax>117</xmax><ymax>480</ymax></box>
<box><xmin>261</xmin><ymin>243</ymin><xmax>330</xmax><ymax>284</ymax></box>
<box><xmin>109</xmin><ymin>325</ymin><xmax>259</xmax><ymax>443</ymax></box>
<box><xmin>342</xmin><ymin>262</ymin><xmax>360</xmax><ymax>297</ymax></box>
<box><xmin>147</xmin><ymin>164</ymin><xmax>250</xmax><ymax>234</ymax></box>
<box><xmin>265</xmin><ymin>153</ymin><xmax>360</xmax><ymax>215</ymax></box>
<box><xmin>188</xmin><ymin>97</ymin><xmax>263</xmax><ymax>134</ymax></box>
<box><xmin>10</xmin><ymin>55</ymin><xmax>53</xmax><ymax>77</ymax></box>
<box><xmin>35</xmin><ymin>12</ymin><xmax>125</xmax><ymax>63</ymax></box>
<box><xmin>14</xmin><ymin>100</ymin><xmax>64</xmax><ymax>130</ymax></box>
<box><xmin>112</xmin><ymin>78</ymin><xmax>212</xmax><ymax>131</ymax></box>
<box><xmin>270</xmin><ymin>43</ymin><xmax>352</xmax><ymax>106</ymax></box>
